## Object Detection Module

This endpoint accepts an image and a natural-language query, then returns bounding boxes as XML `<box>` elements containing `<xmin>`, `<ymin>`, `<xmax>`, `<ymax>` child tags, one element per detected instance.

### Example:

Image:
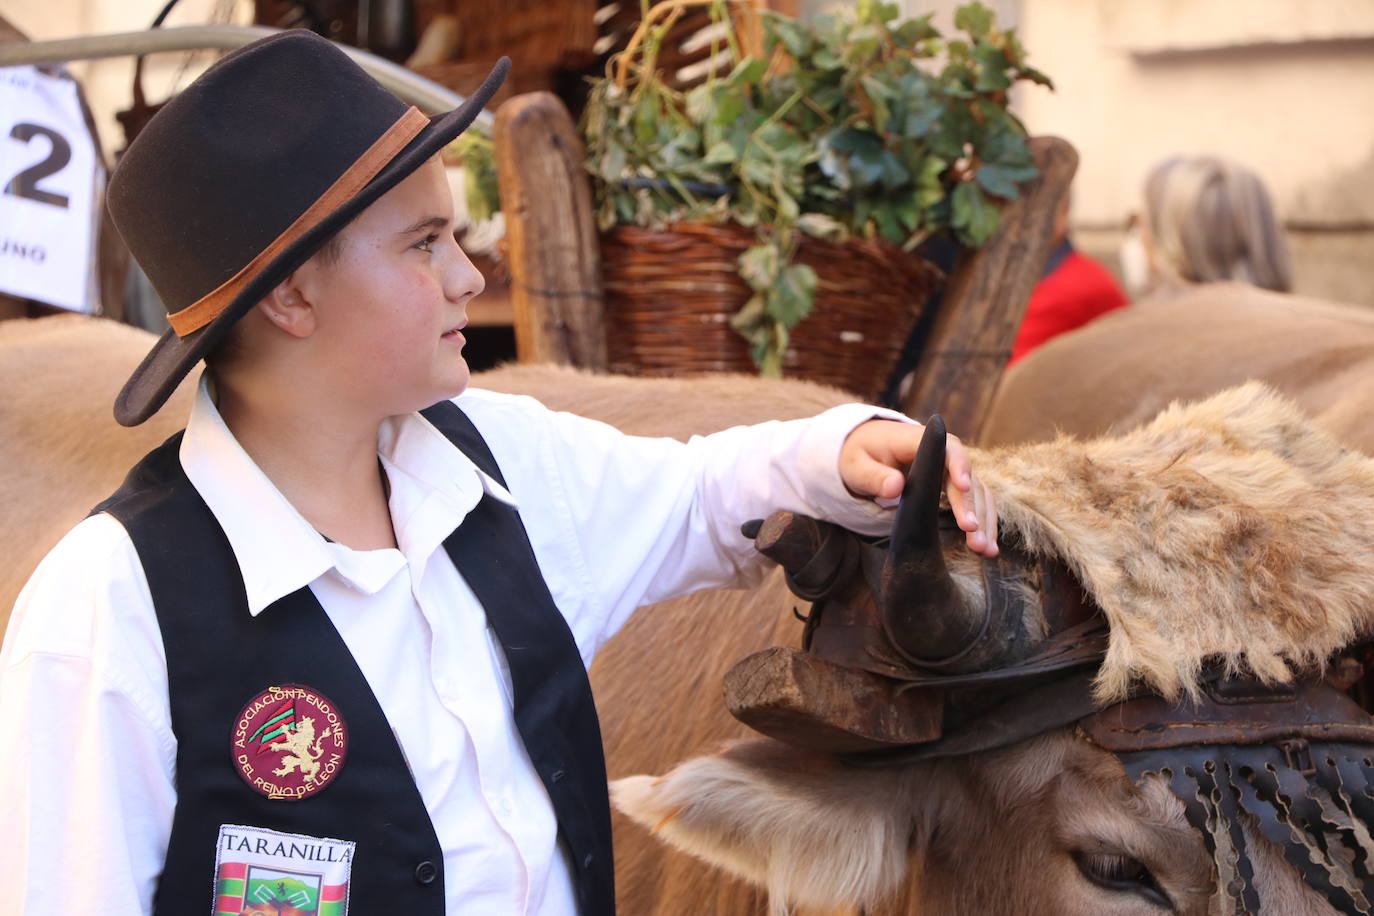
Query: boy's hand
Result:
<box><xmin>840</xmin><ymin>419</ymin><xmax>999</xmax><ymax>556</ymax></box>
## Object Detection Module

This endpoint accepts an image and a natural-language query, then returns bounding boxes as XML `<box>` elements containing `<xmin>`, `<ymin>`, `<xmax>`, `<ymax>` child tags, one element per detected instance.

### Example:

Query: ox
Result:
<box><xmin>611</xmin><ymin>382</ymin><xmax>1374</xmax><ymax>916</ymax></box>
<box><xmin>980</xmin><ymin>282</ymin><xmax>1374</xmax><ymax>453</ymax></box>
<box><xmin>3</xmin><ymin>313</ymin><xmax>1372</xmax><ymax>915</ymax></box>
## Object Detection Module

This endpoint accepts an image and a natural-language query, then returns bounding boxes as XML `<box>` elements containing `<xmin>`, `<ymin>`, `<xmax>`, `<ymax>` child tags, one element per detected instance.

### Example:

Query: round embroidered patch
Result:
<box><xmin>231</xmin><ymin>684</ymin><xmax>348</xmax><ymax>800</ymax></box>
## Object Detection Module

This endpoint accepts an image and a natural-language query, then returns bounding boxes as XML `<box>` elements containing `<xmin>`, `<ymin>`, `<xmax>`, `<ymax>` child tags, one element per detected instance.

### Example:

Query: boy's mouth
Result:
<box><xmin>441</xmin><ymin>320</ymin><xmax>467</xmax><ymax>341</ymax></box>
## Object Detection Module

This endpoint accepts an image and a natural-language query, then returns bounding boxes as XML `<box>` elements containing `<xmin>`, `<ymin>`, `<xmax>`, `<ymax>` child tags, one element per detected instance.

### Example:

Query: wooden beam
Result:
<box><xmin>724</xmin><ymin>645</ymin><xmax>944</xmax><ymax>754</ymax></box>
<box><xmin>901</xmin><ymin>136</ymin><xmax>1079</xmax><ymax>441</ymax></box>
<box><xmin>493</xmin><ymin>91</ymin><xmax>607</xmax><ymax>368</ymax></box>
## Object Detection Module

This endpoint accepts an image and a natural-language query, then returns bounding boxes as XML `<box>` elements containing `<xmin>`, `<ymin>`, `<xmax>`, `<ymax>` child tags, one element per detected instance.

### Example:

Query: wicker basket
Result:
<box><xmin>600</xmin><ymin>222</ymin><xmax>945</xmax><ymax>400</ymax></box>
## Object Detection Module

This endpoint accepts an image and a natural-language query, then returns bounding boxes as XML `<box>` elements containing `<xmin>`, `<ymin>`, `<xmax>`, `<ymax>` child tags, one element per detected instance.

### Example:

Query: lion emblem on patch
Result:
<box><xmin>232</xmin><ymin>685</ymin><xmax>348</xmax><ymax>800</ymax></box>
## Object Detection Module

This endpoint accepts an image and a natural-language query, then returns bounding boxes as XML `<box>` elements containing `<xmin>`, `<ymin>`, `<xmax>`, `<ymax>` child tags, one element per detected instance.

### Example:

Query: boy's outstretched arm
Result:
<box><xmin>839</xmin><ymin>419</ymin><xmax>999</xmax><ymax>557</ymax></box>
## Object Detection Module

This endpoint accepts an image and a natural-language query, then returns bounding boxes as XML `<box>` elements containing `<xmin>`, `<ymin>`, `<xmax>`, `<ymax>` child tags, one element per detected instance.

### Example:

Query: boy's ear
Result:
<box><xmin>256</xmin><ymin>272</ymin><xmax>317</xmax><ymax>338</ymax></box>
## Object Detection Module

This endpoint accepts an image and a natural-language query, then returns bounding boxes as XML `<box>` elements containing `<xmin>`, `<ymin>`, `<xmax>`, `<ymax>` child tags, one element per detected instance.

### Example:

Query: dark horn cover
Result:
<box><xmin>879</xmin><ymin>416</ymin><xmax>988</xmax><ymax>667</ymax></box>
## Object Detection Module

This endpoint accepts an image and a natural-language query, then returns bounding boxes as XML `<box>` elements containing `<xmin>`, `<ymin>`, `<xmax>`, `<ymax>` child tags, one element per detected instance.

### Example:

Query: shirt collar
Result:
<box><xmin>180</xmin><ymin>375</ymin><xmax>516</xmax><ymax>617</ymax></box>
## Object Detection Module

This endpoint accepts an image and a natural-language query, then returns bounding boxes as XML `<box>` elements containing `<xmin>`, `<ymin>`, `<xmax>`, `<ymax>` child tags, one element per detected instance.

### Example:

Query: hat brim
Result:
<box><xmin>114</xmin><ymin>56</ymin><xmax>511</xmax><ymax>427</ymax></box>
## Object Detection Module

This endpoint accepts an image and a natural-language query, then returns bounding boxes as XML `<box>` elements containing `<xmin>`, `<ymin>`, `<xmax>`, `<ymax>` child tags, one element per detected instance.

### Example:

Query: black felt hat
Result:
<box><xmin>106</xmin><ymin>29</ymin><xmax>509</xmax><ymax>426</ymax></box>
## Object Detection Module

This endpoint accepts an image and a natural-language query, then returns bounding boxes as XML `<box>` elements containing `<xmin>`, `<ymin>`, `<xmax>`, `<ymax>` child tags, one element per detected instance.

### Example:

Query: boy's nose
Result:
<box><xmin>444</xmin><ymin>240</ymin><xmax>486</xmax><ymax>303</ymax></box>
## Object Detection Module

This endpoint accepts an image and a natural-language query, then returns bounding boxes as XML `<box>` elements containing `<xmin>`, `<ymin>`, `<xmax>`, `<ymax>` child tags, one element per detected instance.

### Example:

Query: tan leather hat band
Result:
<box><xmin>167</xmin><ymin>106</ymin><xmax>430</xmax><ymax>337</ymax></box>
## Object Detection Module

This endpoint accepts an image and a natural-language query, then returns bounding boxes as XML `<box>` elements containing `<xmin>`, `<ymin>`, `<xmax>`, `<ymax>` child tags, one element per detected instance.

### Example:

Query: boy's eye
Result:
<box><xmin>414</xmin><ymin>233</ymin><xmax>440</xmax><ymax>252</ymax></box>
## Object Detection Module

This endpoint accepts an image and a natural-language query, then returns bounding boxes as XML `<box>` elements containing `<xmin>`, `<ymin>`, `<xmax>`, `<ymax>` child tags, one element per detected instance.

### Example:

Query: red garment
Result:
<box><xmin>1009</xmin><ymin>249</ymin><xmax>1128</xmax><ymax>365</ymax></box>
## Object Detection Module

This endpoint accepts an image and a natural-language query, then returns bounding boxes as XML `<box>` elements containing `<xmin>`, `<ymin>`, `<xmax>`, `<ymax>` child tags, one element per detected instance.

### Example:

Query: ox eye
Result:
<box><xmin>1072</xmin><ymin>850</ymin><xmax>1173</xmax><ymax>910</ymax></box>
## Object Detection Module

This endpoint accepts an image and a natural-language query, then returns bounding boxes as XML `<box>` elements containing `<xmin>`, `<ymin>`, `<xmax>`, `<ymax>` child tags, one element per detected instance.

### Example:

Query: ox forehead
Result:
<box><xmin>727</xmin><ymin>394</ymin><xmax>1374</xmax><ymax>915</ymax></box>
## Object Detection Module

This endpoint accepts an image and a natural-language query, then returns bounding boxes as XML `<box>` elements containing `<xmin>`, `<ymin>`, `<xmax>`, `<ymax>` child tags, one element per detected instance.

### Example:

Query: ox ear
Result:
<box><xmin>611</xmin><ymin>739</ymin><xmax>914</xmax><ymax>912</ymax></box>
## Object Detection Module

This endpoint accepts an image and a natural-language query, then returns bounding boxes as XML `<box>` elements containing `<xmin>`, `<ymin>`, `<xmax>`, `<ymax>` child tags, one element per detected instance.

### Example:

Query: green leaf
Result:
<box><xmin>634</xmin><ymin>93</ymin><xmax>661</xmax><ymax>146</ymax></box>
<box><xmin>774</xmin><ymin>183</ymin><xmax>801</xmax><ymax>221</ymax></box>
<box><xmin>894</xmin><ymin>196</ymin><xmax>922</xmax><ymax>232</ymax></box>
<box><xmin>684</xmin><ymin>85</ymin><xmax>714</xmax><ymax>123</ymax></box>
<box><xmin>911</xmin><ymin>154</ymin><xmax>948</xmax><ymax>209</ymax></box>
<box><xmin>598</xmin><ymin>141</ymin><xmax>627</xmax><ymax>184</ymax></box>
<box><xmin>739</xmin><ymin>156</ymin><xmax>776</xmax><ymax>189</ymax></box>
<box><xmin>951</xmin><ymin>180</ymin><xmax>1000</xmax><ymax>244</ymax></box>
<box><xmin>860</xmin><ymin>74</ymin><xmax>894</xmax><ymax>129</ymax></box>
<box><xmin>823</xmin><ymin>127</ymin><xmax>884</xmax><ymax>156</ymax></box>
<box><xmin>797</xmin><ymin>212</ymin><xmax>846</xmax><ymax>241</ymax></box>
<box><xmin>738</xmin><ymin>244</ymin><xmax>782</xmax><ymax>290</ymax></box>
<box><xmin>857</xmin><ymin>0</ymin><xmax>902</xmax><ymax>25</ymax></box>
<box><xmin>769</xmin><ymin>263</ymin><xmax>817</xmax><ymax>327</ymax></box>
<box><xmin>729</xmin><ymin>58</ymin><xmax>768</xmax><ymax>87</ymax></box>
<box><xmin>705</xmin><ymin>140</ymin><xmax>738</xmax><ymax>165</ymax></box>
<box><xmin>877</xmin><ymin>149</ymin><xmax>907</xmax><ymax>189</ymax></box>
<box><xmin>1019</xmin><ymin>66</ymin><xmax>1055</xmax><ymax>89</ymax></box>
<box><xmin>895</xmin><ymin>72</ymin><xmax>942</xmax><ymax>138</ymax></box>
<box><xmin>812</xmin><ymin>48</ymin><xmax>842</xmax><ymax>70</ymax></box>
<box><xmin>930</xmin><ymin>105</ymin><xmax>977</xmax><ymax>161</ymax></box>
<box><xmin>729</xmin><ymin>293</ymin><xmax>768</xmax><ymax>332</ymax></box>
<box><xmin>811</xmin><ymin>84</ymin><xmax>844</xmax><ymax>110</ymax></box>
<box><xmin>954</xmin><ymin>2</ymin><xmax>995</xmax><ymax>38</ymax></box>
<box><xmin>845</xmin><ymin>24</ymin><xmax>883</xmax><ymax>63</ymax></box>
<box><xmin>972</xmin><ymin>42</ymin><xmax>1012</xmax><ymax>91</ymax></box>
<box><xmin>767</xmin><ymin>17</ymin><xmax>812</xmax><ymax>58</ymax></box>
<box><xmin>978</xmin><ymin>112</ymin><xmax>1035</xmax><ymax>167</ymax></box>
<box><xmin>975</xmin><ymin>162</ymin><xmax>1037</xmax><ymax>199</ymax></box>
<box><xmin>818</xmin><ymin>127</ymin><xmax>886</xmax><ymax>190</ymax></box>
<box><xmin>874</xmin><ymin>202</ymin><xmax>902</xmax><ymax>241</ymax></box>
<box><xmin>894</xmin><ymin>14</ymin><xmax>939</xmax><ymax>45</ymax></box>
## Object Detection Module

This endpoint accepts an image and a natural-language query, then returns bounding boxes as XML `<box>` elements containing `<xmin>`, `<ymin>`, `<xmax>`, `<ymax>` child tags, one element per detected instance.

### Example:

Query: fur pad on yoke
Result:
<box><xmin>971</xmin><ymin>382</ymin><xmax>1374</xmax><ymax>703</ymax></box>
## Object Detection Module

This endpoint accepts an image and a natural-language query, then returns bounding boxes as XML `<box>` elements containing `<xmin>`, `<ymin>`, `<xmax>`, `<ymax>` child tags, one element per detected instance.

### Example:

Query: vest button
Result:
<box><xmin>414</xmin><ymin>860</ymin><xmax>438</xmax><ymax>886</ymax></box>
<box><xmin>582</xmin><ymin>853</ymin><xmax>594</xmax><ymax>870</ymax></box>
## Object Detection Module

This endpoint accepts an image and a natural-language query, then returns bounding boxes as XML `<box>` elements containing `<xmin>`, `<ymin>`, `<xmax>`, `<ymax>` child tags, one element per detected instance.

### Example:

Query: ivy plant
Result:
<box><xmin>579</xmin><ymin>0</ymin><xmax>1051</xmax><ymax>375</ymax></box>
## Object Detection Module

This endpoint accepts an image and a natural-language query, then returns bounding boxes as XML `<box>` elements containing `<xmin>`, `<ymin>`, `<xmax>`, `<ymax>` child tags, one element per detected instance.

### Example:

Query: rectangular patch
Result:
<box><xmin>213</xmin><ymin>824</ymin><xmax>354</xmax><ymax>915</ymax></box>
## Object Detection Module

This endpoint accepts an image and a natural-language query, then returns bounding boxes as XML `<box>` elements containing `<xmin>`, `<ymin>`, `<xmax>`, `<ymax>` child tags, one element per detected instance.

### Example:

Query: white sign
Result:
<box><xmin>0</xmin><ymin>66</ymin><xmax>103</xmax><ymax>313</ymax></box>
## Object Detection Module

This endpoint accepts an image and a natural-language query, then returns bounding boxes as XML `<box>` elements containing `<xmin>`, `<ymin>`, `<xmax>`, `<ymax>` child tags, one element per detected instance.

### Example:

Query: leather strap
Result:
<box><xmin>1080</xmin><ymin>676</ymin><xmax>1374</xmax><ymax>752</ymax></box>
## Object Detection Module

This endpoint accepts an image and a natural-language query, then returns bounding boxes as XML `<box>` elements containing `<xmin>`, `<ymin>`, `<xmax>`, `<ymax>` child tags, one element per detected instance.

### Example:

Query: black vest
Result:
<box><xmin>95</xmin><ymin>400</ymin><xmax>615</xmax><ymax>915</ymax></box>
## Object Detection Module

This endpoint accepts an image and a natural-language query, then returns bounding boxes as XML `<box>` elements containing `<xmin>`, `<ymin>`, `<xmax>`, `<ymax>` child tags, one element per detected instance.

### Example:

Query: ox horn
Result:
<box><xmin>879</xmin><ymin>416</ymin><xmax>993</xmax><ymax>670</ymax></box>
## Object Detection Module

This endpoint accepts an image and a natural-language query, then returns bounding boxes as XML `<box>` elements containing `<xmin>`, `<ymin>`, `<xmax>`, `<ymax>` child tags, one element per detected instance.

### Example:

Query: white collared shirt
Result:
<box><xmin>0</xmin><ymin>376</ymin><xmax>902</xmax><ymax>915</ymax></box>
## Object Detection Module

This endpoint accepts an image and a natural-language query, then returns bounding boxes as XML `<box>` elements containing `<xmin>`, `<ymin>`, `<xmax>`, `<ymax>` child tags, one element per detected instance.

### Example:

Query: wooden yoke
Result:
<box><xmin>902</xmin><ymin>137</ymin><xmax>1079</xmax><ymax>440</ymax></box>
<box><xmin>493</xmin><ymin>91</ymin><xmax>607</xmax><ymax>369</ymax></box>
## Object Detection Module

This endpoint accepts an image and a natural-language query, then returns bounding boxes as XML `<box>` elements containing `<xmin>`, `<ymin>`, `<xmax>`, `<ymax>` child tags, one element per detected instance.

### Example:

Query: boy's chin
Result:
<box><xmin>433</xmin><ymin>363</ymin><xmax>472</xmax><ymax>403</ymax></box>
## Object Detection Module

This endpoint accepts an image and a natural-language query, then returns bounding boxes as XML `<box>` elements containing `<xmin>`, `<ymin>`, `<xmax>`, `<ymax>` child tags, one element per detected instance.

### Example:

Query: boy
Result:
<box><xmin>0</xmin><ymin>30</ymin><xmax>996</xmax><ymax>915</ymax></box>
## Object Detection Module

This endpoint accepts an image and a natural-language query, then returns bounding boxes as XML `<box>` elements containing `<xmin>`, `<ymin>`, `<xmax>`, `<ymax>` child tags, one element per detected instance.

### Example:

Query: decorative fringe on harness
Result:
<box><xmin>1119</xmin><ymin>742</ymin><xmax>1374</xmax><ymax>915</ymax></box>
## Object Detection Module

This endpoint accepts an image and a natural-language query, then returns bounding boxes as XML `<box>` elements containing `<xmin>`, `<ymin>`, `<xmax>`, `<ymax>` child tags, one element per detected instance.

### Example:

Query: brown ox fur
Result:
<box><xmin>976</xmin><ymin>383</ymin><xmax>1374</xmax><ymax>702</ymax></box>
<box><xmin>0</xmin><ymin>313</ymin><xmax>1359</xmax><ymax>915</ymax></box>
<box><xmin>613</xmin><ymin>730</ymin><xmax>1335</xmax><ymax>915</ymax></box>
<box><xmin>0</xmin><ymin>316</ymin><xmax>195</xmax><ymax>620</ymax></box>
<box><xmin>980</xmin><ymin>282</ymin><xmax>1374</xmax><ymax>454</ymax></box>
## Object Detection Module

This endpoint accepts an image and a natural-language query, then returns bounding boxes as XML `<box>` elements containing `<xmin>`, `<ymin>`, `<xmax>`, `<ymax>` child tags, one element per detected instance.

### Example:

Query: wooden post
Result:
<box><xmin>901</xmin><ymin>136</ymin><xmax>1078</xmax><ymax>441</ymax></box>
<box><xmin>493</xmin><ymin>91</ymin><xmax>607</xmax><ymax>369</ymax></box>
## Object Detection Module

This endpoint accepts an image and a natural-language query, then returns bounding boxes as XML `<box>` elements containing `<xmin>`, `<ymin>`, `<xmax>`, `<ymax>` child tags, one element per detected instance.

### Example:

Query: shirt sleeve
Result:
<box><xmin>457</xmin><ymin>390</ymin><xmax>912</xmax><ymax>656</ymax></box>
<box><xmin>0</xmin><ymin>515</ymin><xmax>176</xmax><ymax>916</ymax></box>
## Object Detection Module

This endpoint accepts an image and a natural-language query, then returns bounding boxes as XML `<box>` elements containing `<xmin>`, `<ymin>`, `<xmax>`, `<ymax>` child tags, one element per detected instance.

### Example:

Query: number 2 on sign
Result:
<box><xmin>5</xmin><ymin>122</ymin><xmax>71</xmax><ymax>209</ymax></box>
